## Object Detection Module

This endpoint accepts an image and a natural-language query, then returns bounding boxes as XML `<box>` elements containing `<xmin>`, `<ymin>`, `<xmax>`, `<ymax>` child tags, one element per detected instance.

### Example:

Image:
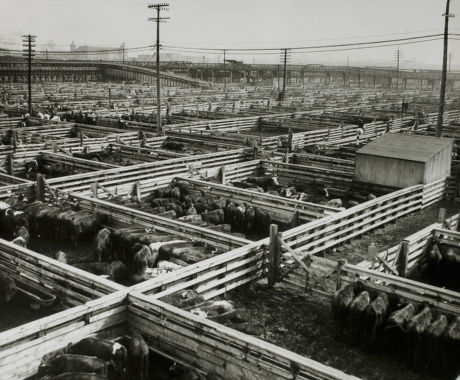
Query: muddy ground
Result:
<box><xmin>327</xmin><ymin>200</ymin><xmax>460</xmax><ymax>264</ymax></box>
<box><xmin>228</xmin><ymin>283</ymin><xmax>441</xmax><ymax>380</ymax></box>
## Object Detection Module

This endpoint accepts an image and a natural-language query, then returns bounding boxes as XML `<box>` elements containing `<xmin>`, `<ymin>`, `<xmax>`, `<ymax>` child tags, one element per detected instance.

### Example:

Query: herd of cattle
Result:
<box><xmin>110</xmin><ymin>179</ymin><xmax>275</xmax><ymax>238</ymax></box>
<box><xmin>35</xmin><ymin>334</ymin><xmax>221</xmax><ymax>379</ymax></box>
<box><xmin>332</xmin><ymin>281</ymin><xmax>460</xmax><ymax>378</ymax></box>
<box><xmin>421</xmin><ymin>240</ymin><xmax>460</xmax><ymax>291</ymax></box>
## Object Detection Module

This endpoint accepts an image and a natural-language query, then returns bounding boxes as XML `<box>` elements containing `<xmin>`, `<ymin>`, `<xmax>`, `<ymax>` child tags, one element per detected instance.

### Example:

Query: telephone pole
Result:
<box><xmin>280</xmin><ymin>49</ymin><xmax>290</xmax><ymax>101</ymax></box>
<box><xmin>437</xmin><ymin>0</ymin><xmax>453</xmax><ymax>137</ymax></box>
<box><xmin>223</xmin><ymin>49</ymin><xmax>227</xmax><ymax>94</ymax></box>
<box><xmin>394</xmin><ymin>49</ymin><xmax>403</xmax><ymax>93</ymax></box>
<box><xmin>148</xmin><ymin>3</ymin><xmax>169</xmax><ymax>133</ymax></box>
<box><xmin>122</xmin><ymin>42</ymin><xmax>125</xmax><ymax>63</ymax></box>
<box><xmin>22</xmin><ymin>34</ymin><xmax>36</xmax><ymax>115</ymax></box>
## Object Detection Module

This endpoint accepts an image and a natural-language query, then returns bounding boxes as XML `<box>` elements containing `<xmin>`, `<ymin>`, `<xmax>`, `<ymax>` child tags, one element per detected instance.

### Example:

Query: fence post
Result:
<box><xmin>288</xmin><ymin>128</ymin><xmax>293</xmax><ymax>152</ymax></box>
<box><xmin>36</xmin><ymin>174</ymin><xmax>45</xmax><ymax>202</ymax></box>
<box><xmin>6</xmin><ymin>153</ymin><xmax>14</xmax><ymax>176</ymax></box>
<box><xmin>91</xmin><ymin>182</ymin><xmax>98</xmax><ymax>199</ymax></box>
<box><xmin>368</xmin><ymin>242</ymin><xmax>378</xmax><ymax>270</ymax></box>
<box><xmin>336</xmin><ymin>259</ymin><xmax>347</xmax><ymax>290</ymax></box>
<box><xmin>268</xmin><ymin>224</ymin><xmax>280</xmax><ymax>287</ymax></box>
<box><xmin>284</xmin><ymin>149</ymin><xmax>289</xmax><ymax>163</ymax></box>
<box><xmin>133</xmin><ymin>181</ymin><xmax>141</xmax><ymax>202</ymax></box>
<box><xmin>79</xmin><ymin>131</ymin><xmax>83</xmax><ymax>146</ymax></box>
<box><xmin>398</xmin><ymin>241</ymin><xmax>409</xmax><ymax>278</ymax></box>
<box><xmin>218</xmin><ymin>165</ymin><xmax>226</xmax><ymax>184</ymax></box>
<box><xmin>438</xmin><ymin>208</ymin><xmax>447</xmax><ymax>227</ymax></box>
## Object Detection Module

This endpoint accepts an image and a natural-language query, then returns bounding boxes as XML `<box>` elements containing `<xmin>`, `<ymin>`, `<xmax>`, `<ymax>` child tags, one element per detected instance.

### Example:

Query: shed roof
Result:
<box><xmin>356</xmin><ymin>134</ymin><xmax>453</xmax><ymax>162</ymax></box>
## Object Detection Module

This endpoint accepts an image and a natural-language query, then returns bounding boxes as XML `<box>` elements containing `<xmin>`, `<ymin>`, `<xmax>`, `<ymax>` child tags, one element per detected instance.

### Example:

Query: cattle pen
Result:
<box><xmin>1</xmin><ymin>48</ymin><xmax>460</xmax><ymax>380</ymax></box>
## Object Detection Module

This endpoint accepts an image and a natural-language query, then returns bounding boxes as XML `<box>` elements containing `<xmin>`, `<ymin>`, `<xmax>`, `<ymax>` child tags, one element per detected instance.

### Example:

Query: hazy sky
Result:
<box><xmin>1</xmin><ymin>0</ymin><xmax>459</xmax><ymax>68</ymax></box>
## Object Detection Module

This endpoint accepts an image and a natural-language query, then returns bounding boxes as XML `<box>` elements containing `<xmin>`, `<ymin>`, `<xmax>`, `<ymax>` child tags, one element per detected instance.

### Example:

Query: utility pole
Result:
<box><xmin>280</xmin><ymin>49</ymin><xmax>290</xmax><ymax>101</ymax></box>
<box><xmin>122</xmin><ymin>42</ymin><xmax>125</xmax><ymax>63</ymax></box>
<box><xmin>437</xmin><ymin>0</ymin><xmax>453</xmax><ymax>137</ymax></box>
<box><xmin>394</xmin><ymin>49</ymin><xmax>402</xmax><ymax>93</ymax></box>
<box><xmin>223</xmin><ymin>49</ymin><xmax>227</xmax><ymax>94</ymax></box>
<box><xmin>22</xmin><ymin>34</ymin><xmax>36</xmax><ymax>115</ymax></box>
<box><xmin>148</xmin><ymin>3</ymin><xmax>169</xmax><ymax>134</ymax></box>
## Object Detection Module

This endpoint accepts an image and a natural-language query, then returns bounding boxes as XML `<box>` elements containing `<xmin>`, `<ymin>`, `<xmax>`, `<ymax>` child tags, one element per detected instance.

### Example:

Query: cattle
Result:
<box><xmin>326</xmin><ymin>198</ymin><xmax>342</xmax><ymax>208</ymax></box>
<box><xmin>246</xmin><ymin>176</ymin><xmax>280</xmax><ymax>189</ymax></box>
<box><xmin>346</xmin><ymin>290</ymin><xmax>370</xmax><ymax>345</ymax></box>
<box><xmin>254</xmin><ymin>208</ymin><xmax>272</xmax><ymax>234</ymax></box>
<box><xmin>234</xmin><ymin>203</ymin><xmax>246</xmax><ymax>230</ymax></box>
<box><xmin>423</xmin><ymin>242</ymin><xmax>443</xmax><ymax>285</ymax></box>
<box><xmin>0</xmin><ymin>273</ymin><xmax>16</xmax><ymax>303</ymax></box>
<box><xmin>0</xmin><ymin>208</ymin><xmax>28</xmax><ymax>241</ymax></box>
<box><xmin>108</xmin><ymin>261</ymin><xmax>130</xmax><ymax>285</ymax></box>
<box><xmin>224</xmin><ymin>202</ymin><xmax>237</xmax><ymax>226</ymax></box>
<box><xmin>405</xmin><ymin>304</ymin><xmax>432</xmax><ymax>368</ymax></box>
<box><xmin>158</xmin><ymin>210</ymin><xmax>177</xmax><ymax>219</ymax></box>
<box><xmin>441</xmin><ymin>246</ymin><xmax>460</xmax><ymax>289</ymax></box>
<box><xmin>132</xmin><ymin>244</ymin><xmax>158</xmax><ymax>273</ymax></box>
<box><xmin>363</xmin><ymin>292</ymin><xmax>389</xmax><ymax>346</ymax></box>
<box><xmin>207</xmin><ymin>224</ymin><xmax>232</xmax><ymax>233</ymax></box>
<box><xmin>382</xmin><ymin>302</ymin><xmax>416</xmax><ymax>358</ymax></box>
<box><xmin>185</xmin><ymin>205</ymin><xmax>197</xmax><ymax>216</ymax></box>
<box><xmin>65</xmin><ymin>337</ymin><xmax>127</xmax><ymax>375</ymax></box>
<box><xmin>127</xmin><ymin>332</ymin><xmax>150</xmax><ymax>380</ymax></box>
<box><xmin>244</xmin><ymin>206</ymin><xmax>256</xmax><ymax>232</ymax></box>
<box><xmin>423</xmin><ymin>314</ymin><xmax>448</xmax><ymax>374</ymax></box>
<box><xmin>13</xmin><ymin>225</ymin><xmax>30</xmax><ymax>247</ymax></box>
<box><xmin>151</xmin><ymin>206</ymin><xmax>167</xmax><ymax>214</ymax></box>
<box><xmin>201</xmin><ymin>209</ymin><xmax>224</xmax><ymax>225</ymax></box>
<box><xmin>442</xmin><ymin>316</ymin><xmax>460</xmax><ymax>378</ymax></box>
<box><xmin>163</xmin><ymin>141</ymin><xmax>185</xmax><ymax>151</ymax></box>
<box><xmin>151</xmin><ymin>198</ymin><xmax>183</xmax><ymax>208</ymax></box>
<box><xmin>95</xmin><ymin>228</ymin><xmax>112</xmax><ymax>262</ymax></box>
<box><xmin>36</xmin><ymin>354</ymin><xmax>107</xmax><ymax>378</ymax></box>
<box><xmin>331</xmin><ymin>281</ymin><xmax>365</xmax><ymax>341</ymax></box>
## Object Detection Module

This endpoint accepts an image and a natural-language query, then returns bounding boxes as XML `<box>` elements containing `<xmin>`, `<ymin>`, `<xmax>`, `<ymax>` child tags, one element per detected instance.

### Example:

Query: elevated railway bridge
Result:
<box><xmin>0</xmin><ymin>58</ymin><xmax>459</xmax><ymax>90</ymax></box>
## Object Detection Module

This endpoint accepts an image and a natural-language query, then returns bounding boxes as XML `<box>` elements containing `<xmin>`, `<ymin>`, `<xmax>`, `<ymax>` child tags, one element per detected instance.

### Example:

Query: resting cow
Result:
<box><xmin>65</xmin><ymin>337</ymin><xmax>127</xmax><ymax>375</ymax></box>
<box><xmin>36</xmin><ymin>354</ymin><xmax>107</xmax><ymax>378</ymax></box>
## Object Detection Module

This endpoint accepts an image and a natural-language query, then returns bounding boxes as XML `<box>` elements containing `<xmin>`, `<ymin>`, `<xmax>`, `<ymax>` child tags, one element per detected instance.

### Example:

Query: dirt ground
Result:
<box><xmin>228</xmin><ymin>283</ymin><xmax>442</xmax><ymax>380</ymax></box>
<box><xmin>327</xmin><ymin>200</ymin><xmax>460</xmax><ymax>264</ymax></box>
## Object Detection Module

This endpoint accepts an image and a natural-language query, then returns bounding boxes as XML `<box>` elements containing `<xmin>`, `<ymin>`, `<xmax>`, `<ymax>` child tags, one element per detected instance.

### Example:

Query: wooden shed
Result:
<box><xmin>354</xmin><ymin>134</ymin><xmax>453</xmax><ymax>188</ymax></box>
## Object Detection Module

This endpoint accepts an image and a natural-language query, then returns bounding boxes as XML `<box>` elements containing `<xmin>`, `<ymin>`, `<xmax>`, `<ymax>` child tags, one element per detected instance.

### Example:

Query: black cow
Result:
<box><xmin>423</xmin><ymin>314</ymin><xmax>448</xmax><ymax>374</ymax></box>
<box><xmin>65</xmin><ymin>338</ymin><xmax>127</xmax><ymax>376</ymax></box>
<box><xmin>0</xmin><ymin>208</ymin><xmax>28</xmax><ymax>241</ymax></box>
<box><xmin>254</xmin><ymin>208</ymin><xmax>272</xmax><ymax>234</ymax></box>
<box><xmin>95</xmin><ymin>228</ymin><xmax>112</xmax><ymax>262</ymax></box>
<box><xmin>363</xmin><ymin>292</ymin><xmax>389</xmax><ymax>346</ymax></box>
<box><xmin>346</xmin><ymin>290</ymin><xmax>370</xmax><ymax>345</ymax></box>
<box><xmin>442</xmin><ymin>316</ymin><xmax>460</xmax><ymax>378</ymax></box>
<box><xmin>382</xmin><ymin>303</ymin><xmax>416</xmax><ymax>358</ymax></box>
<box><xmin>127</xmin><ymin>332</ymin><xmax>150</xmax><ymax>380</ymax></box>
<box><xmin>331</xmin><ymin>281</ymin><xmax>365</xmax><ymax>341</ymax></box>
<box><xmin>405</xmin><ymin>304</ymin><xmax>432</xmax><ymax>368</ymax></box>
<box><xmin>36</xmin><ymin>354</ymin><xmax>107</xmax><ymax>378</ymax></box>
<box><xmin>0</xmin><ymin>273</ymin><xmax>16</xmax><ymax>303</ymax></box>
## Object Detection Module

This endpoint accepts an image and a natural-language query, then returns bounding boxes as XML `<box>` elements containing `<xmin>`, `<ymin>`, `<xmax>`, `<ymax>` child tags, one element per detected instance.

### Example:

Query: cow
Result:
<box><xmin>442</xmin><ymin>316</ymin><xmax>460</xmax><ymax>378</ymax></box>
<box><xmin>331</xmin><ymin>281</ymin><xmax>365</xmax><ymax>341</ymax></box>
<box><xmin>163</xmin><ymin>141</ymin><xmax>185</xmax><ymax>151</ymax></box>
<box><xmin>423</xmin><ymin>242</ymin><xmax>443</xmax><ymax>285</ymax></box>
<box><xmin>185</xmin><ymin>205</ymin><xmax>197</xmax><ymax>216</ymax></box>
<box><xmin>441</xmin><ymin>246</ymin><xmax>460</xmax><ymax>289</ymax></box>
<box><xmin>0</xmin><ymin>208</ymin><xmax>28</xmax><ymax>241</ymax></box>
<box><xmin>254</xmin><ymin>208</ymin><xmax>272</xmax><ymax>234</ymax></box>
<box><xmin>201</xmin><ymin>209</ymin><xmax>225</xmax><ymax>225</ymax></box>
<box><xmin>382</xmin><ymin>302</ymin><xmax>416</xmax><ymax>358</ymax></box>
<box><xmin>108</xmin><ymin>261</ymin><xmax>130</xmax><ymax>285</ymax></box>
<box><xmin>36</xmin><ymin>354</ymin><xmax>107</xmax><ymax>378</ymax></box>
<box><xmin>127</xmin><ymin>332</ymin><xmax>150</xmax><ymax>380</ymax></box>
<box><xmin>246</xmin><ymin>176</ymin><xmax>280</xmax><ymax>190</ymax></box>
<box><xmin>244</xmin><ymin>206</ymin><xmax>256</xmax><ymax>232</ymax></box>
<box><xmin>234</xmin><ymin>203</ymin><xmax>246</xmax><ymax>230</ymax></box>
<box><xmin>132</xmin><ymin>244</ymin><xmax>158</xmax><ymax>274</ymax></box>
<box><xmin>95</xmin><ymin>228</ymin><xmax>112</xmax><ymax>262</ymax></box>
<box><xmin>363</xmin><ymin>292</ymin><xmax>389</xmax><ymax>347</ymax></box>
<box><xmin>224</xmin><ymin>202</ymin><xmax>237</xmax><ymax>226</ymax></box>
<box><xmin>0</xmin><ymin>273</ymin><xmax>16</xmax><ymax>303</ymax></box>
<box><xmin>423</xmin><ymin>314</ymin><xmax>448</xmax><ymax>374</ymax></box>
<box><xmin>65</xmin><ymin>338</ymin><xmax>127</xmax><ymax>376</ymax></box>
<box><xmin>346</xmin><ymin>290</ymin><xmax>370</xmax><ymax>345</ymax></box>
<box><xmin>151</xmin><ymin>198</ymin><xmax>183</xmax><ymax>208</ymax></box>
<box><xmin>405</xmin><ymin>304</ymin><xmax>432</xmax><ymax>368</ymax></box>
<box><xmin>13</xmin><ymin>225</ymin><xmax>30</xmax><ymax>247</ymax></box>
